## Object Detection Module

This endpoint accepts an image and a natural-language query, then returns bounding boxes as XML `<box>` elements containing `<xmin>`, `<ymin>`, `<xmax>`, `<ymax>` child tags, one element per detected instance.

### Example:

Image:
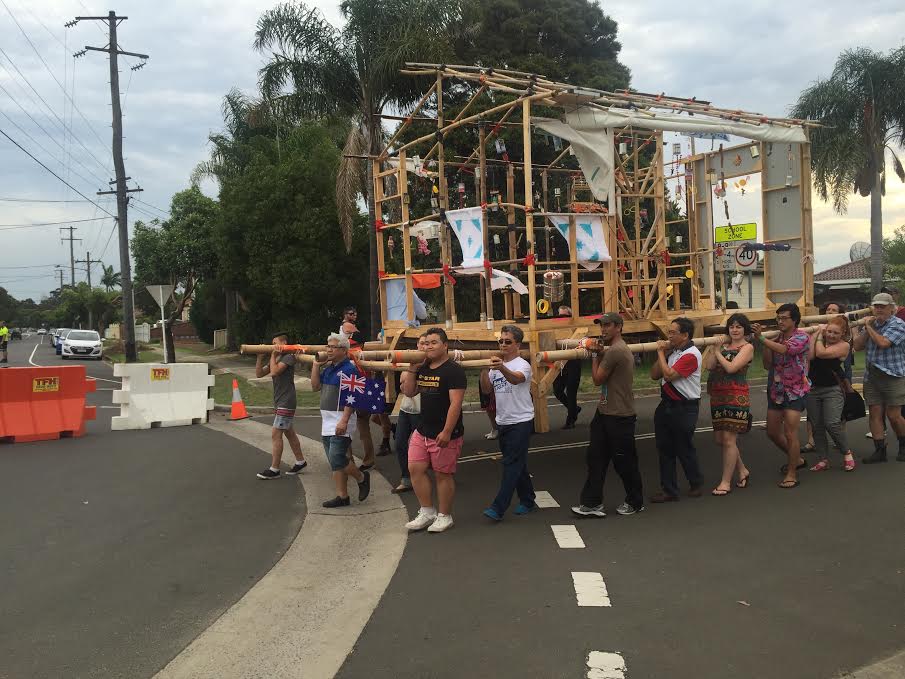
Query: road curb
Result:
<box><xmin>836</xmin><ymin>649</ymin><xmax>905</xmax><ymax>678</ymax></box>
<box><xmin>154</xmin><ymin>416</ymin><xmax>407</xmax><ymax>679</ymax></box>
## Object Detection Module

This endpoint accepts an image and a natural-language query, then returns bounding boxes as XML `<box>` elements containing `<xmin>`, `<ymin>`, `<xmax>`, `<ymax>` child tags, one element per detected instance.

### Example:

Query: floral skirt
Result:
<box><xmin>710</xmin><ymin>380</ymin><xmax>750</xmax><ymax>433</ymax></box>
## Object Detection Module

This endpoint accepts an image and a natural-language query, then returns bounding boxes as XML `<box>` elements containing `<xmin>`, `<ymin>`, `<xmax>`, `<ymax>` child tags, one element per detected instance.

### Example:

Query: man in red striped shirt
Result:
<box><xmin>650</xmin><ymin>317</ymin><xmax>704</xmax><ymax>502</ymax></box>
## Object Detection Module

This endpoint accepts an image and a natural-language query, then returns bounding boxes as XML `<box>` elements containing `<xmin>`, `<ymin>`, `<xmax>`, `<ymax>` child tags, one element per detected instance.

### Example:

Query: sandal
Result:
<box><xmin>843</xmin><ymin>455</ymin><xmax>856</xmax><ymax>472</ymax></box>
<box><xmin>779</xmin><ymin>459</ymin><xmax>808</xmax><ymax>474</ymax></box>
<box><xmin>391</xmin><ymin>484</ymin><xmax>413</xmax><ymax>494</ymax></box>
<box><xmin>711</xmin><ymin>487</ymin><xmax>732</xmax><ymax>496</ymax></box>
<box><xmin>778</xmin><ymin>479</ymin><xmax>800</xmax><ymax>489</ymax></box>
<box><xmin>809</xmin><ymin>459</ymin><xmax>830</xmax><ymax>472</ymax></box>
<box><xmin>801</xmin><ymin>443</ymin><xmax>816</xmax><ymax>454</ymax></box>
<box><xmin>736</xmin><ymin>474</ymin><xmax>751</xmax><ymax>489</ymax></box>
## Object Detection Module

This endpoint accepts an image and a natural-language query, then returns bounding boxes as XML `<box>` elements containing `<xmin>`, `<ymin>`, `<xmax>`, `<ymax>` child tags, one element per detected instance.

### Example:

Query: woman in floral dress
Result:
<box><xmin>704</xmin><ymin>313</ymin><xmax>755</xmax><ymax>495</ymax></box>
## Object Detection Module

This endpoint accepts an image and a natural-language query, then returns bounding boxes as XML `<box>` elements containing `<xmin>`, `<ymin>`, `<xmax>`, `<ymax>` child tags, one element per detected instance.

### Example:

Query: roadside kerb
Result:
<box><xmin>153</xmin><ymin>415</ymin><xmax>407</xmax><ymax>679</ymax></box>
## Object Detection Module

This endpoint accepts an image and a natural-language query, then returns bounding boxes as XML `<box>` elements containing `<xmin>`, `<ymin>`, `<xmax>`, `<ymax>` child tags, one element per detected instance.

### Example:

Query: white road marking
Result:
<box><xmin>551</xmin><ymin>525</ymin><xmax>585</xmax><ymax>549</ymax></box>
<box><xmin>534</xmin><ymin>490</ymin><xmax>560</xmax><ymax>508</ymax></box>
<box><xmin>572</xmin><ymin>571</ymin><xmax>610</xmax><ymax>607</ymax></box>
<box><xmin>27</xmin><ymin>342</ymin><xmax>121</xmax><ymax>385</ymax></box>
<box><xmin>28</xmin><ymin>342</ymin><xmax>40</xmax><ymax>366</ymax></box>
<box><xmin>587</xmin><ymin>651</ymin><xmax>626</xmax><ymax>679</ymax></box>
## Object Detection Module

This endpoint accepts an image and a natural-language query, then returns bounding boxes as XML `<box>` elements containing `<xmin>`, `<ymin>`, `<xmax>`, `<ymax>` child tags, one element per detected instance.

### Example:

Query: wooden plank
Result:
<box><xmin>479</xmin><ymin>124</ymin><xmax>494</xmax><ymax>329</ymax></box>
<box><xmin>399</xmin><ymin>150</ymin><xmax>415</xmax><ymax>323</ymax></box>
<box><xmin>800</xmin><ymin>136</ymin><xmax>815</xmax><ymax>308</ymax></box>
<box><xmin>569</xmin><ymin>215</ymin><xmax>579</xmax><ymax>314</ymax></box>
<box><xmin>523</xmin><ymin>99</ymin><xmax>538</xmax><ymax>329</ymax></box>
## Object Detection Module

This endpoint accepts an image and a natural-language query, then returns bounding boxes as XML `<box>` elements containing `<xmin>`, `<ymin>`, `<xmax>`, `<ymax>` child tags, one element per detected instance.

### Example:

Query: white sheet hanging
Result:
<box><xmin>547</xmin><ymin>214</ymin><xmax>611</xmax><ymax>271</ymax></box>
<box><xmin>533</xmin><ymin>118</ymin><xmax>615</xmax><ymax>204</ymax></box>
<box><xmin>446</xmin><ymin>206</ymin><xmax>484</xmax><ymax>269</ymax></box>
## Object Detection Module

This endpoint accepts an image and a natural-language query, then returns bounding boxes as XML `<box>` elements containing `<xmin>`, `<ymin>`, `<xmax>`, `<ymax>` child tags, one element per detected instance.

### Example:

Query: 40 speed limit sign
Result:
<box><xmin>716</xmin><ymin>239</ymin><xmax>758</xmax><ymax>271</ymax></box>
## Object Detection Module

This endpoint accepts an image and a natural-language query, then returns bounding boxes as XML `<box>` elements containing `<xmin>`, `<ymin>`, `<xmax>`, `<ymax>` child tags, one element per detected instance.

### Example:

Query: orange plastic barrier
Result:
<box><xmin>0</xmin><ymin>366</ymin><xmax>97</xmax><ymax>443</ymax></box>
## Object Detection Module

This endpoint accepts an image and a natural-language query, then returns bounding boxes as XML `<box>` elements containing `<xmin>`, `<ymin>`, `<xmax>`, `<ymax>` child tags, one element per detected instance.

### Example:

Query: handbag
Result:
<box><xmin>834</xmin><ymin>374</ymin><xmax>866</xmax><ymax>421</ymax></box>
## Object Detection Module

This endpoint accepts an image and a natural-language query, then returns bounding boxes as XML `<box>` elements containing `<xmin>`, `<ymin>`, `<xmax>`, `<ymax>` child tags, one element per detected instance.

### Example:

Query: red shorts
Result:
<box><xmin>408</xmin><ymin>430</ymin><xmax>464</xmax><ymax>474</ymax></box>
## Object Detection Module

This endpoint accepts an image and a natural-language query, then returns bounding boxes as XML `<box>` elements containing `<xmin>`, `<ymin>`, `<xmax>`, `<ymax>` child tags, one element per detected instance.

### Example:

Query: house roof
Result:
<box><xmin>815</xmin><ymin>258</ymin><xmax>869</xmax><ymax>282</ymax></box>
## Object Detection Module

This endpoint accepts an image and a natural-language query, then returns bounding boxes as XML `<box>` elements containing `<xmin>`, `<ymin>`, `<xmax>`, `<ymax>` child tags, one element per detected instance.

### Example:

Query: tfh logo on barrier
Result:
<box><xmin>32</xmin><ymin>377</ymin><xmax>60</xmax><ymax>393</ymax></box>
<box><xmin>151</xmin><ymin>368</ymin><xmax>171</xmax><ymax>381</ymax></box>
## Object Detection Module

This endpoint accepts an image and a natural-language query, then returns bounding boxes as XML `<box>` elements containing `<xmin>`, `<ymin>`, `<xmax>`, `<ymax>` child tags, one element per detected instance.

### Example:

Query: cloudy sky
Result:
<box><xmin>1</xmin><ymin>0</ymin><xmax>903</xmax><ymax>300</ymax></box>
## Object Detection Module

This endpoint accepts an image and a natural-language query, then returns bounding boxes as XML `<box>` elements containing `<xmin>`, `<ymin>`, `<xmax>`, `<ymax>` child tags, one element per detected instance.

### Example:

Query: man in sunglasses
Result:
<box><xmin>753</xmin><ymin>303</ymin><xmax>811</xmax><ymax>488</ymax></box>
<box><xmin>480</xmin><ymin>325</ymin><xmax>537</xmax><ymax>520</ymax></box>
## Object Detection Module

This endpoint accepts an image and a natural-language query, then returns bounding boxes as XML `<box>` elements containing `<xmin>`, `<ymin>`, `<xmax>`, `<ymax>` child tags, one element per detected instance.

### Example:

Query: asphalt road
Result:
<box><xmin>330</xmin><ymin>387</ymin><xmax>905</xmax><ymax>679</ymax></box>
<box><xmin>0</xmin><ymin>338</ymin><xmax>306</xmax><ymax>679</ymax></box>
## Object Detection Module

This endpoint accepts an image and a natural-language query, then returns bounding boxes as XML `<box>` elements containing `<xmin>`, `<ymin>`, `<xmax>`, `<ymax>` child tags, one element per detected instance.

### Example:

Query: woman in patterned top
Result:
<box><xmin>703</xmin><ymin>313</ymin><xmax>755</xmax><ymax>496</ymax></box>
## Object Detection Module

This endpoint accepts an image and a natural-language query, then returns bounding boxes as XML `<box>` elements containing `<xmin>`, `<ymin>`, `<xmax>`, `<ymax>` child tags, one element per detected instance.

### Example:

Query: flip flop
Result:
<box><xmin>778</xmin><ymin>479</ymin><xmax>800</xmax><ymax>489</ymax></box>
<box><xmin>711</xmin><ymin>488</ymin><xmax>732</xmax><ymax>496</ymax></box>
<box><xmin>391</xmin><ymin>484</ymin><xmax>413</xmax><ymax>494</ymax></box>
<box><xmin>779</xmin><ymin>460</ymin><xmax>807</xmax><ymax>474</ymax></box>
<box><xmin>736</xmin><ymin>474</ymin><xmax>751</xmax><ymax>489</ymax></box>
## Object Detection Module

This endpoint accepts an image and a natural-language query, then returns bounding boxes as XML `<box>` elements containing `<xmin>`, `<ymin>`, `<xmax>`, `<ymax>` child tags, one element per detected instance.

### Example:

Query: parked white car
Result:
<box><xmin>61</xmin><ymin>330</ymin><xmax>103</xmax><ymax>360</ymax></box>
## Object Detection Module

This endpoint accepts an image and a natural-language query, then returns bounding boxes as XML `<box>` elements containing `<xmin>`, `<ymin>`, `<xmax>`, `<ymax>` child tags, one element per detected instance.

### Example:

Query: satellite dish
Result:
<box><xmin>850</xmin><ymin>241</ymin><xmax>870</xmax><ymax>261</ymax></box>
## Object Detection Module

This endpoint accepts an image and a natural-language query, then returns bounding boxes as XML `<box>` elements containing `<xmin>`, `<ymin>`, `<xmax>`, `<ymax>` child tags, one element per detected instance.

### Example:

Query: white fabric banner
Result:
<box><xmin>446</xmin><ymin>206</ymin><xmax>484</xmax><ymax>269</ymax></box>
<box><xmin>562</xmin><ymin>107</ymin><xmax>807</xmax><ymax>144</ymax></box>
<box><xmin>547</xmin><ymin>214</ymin><xmax>611</xmax><ymax>271</ymax></box>
<box><xmin>533</xmin><ymin>118</ymin><xmax>615</xmax><ymax>204</ymax></box>
<box><xmin>489</xmin><ymin>268</ymin><xmax>529</xmax><ymax>295</ymax></box>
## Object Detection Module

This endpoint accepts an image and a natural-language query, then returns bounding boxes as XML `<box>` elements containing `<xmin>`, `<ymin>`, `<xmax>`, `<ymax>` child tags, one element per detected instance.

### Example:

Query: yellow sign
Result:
<box><xmin>151</xmin><ymin>367</ymin><xmax>171</xmax><ymax>381</ymax></box>
<box><xmin>33</xmin><ymin>376</ymin><xmax>60</xmax><ymax>393</ymax></box>
<box><xmin>714</xmin><ymin>222</ymin><xmax>756</xmax><ymax>243</ymax></box>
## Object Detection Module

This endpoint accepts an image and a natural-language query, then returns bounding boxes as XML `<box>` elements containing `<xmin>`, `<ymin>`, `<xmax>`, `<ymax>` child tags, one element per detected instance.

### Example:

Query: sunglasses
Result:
<box><xmin>776</xmin><ymin>315</ymin><xmax>792</xmax><ymax>321</ymax></box>
<box><xmin>497</xmin><ymin>339</ymin><xmax>515</xmax><ymax>345</ymax></box>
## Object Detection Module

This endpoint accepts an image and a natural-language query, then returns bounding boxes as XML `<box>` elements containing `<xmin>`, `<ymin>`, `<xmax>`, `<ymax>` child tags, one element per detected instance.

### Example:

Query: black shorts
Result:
<box><xmin>0</xmin><ymin>341</ymin><xmax>7</xmax><ymax>352</ymax></box>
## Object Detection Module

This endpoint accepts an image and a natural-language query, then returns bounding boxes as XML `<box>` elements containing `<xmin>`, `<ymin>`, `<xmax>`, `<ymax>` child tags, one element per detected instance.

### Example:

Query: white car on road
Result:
<box><xmin>61</xmin><ymin>330</ymin><xmax>104</xmax><ymax>360</ymax></box>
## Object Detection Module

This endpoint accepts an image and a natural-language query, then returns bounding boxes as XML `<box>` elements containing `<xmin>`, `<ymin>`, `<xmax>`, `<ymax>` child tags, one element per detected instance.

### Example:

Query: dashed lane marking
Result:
<box><xmin>551</xmin><ymin>525</ymin><xmax>585</xmax><ymax>549</ymax></box>
<box><xmin>534</xmin><ymin>491</ymin><xmax>560</xmax><ymax>508</ymax></box>
<box><xmin>572</xmin><ymin>571</ymin><xmax>610</xmax><ymax>607</ymax></box>
<box><xmin>587</xmin><ymin>651</ymin><xmax>626</xmax><ymax>679</ymax></box>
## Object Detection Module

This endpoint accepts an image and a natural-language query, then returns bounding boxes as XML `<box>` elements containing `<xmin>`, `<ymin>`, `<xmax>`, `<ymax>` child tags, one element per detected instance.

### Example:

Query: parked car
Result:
<box><xmin>10</xmin><ymin>328</ymin><xmax>22</xmax><ymax>340</ymax></box>
<box><xmin>55</xmin><ymin>329</ymin><xmax>72</xmax><ymax>354</ymax></box>
<box><xmin>37</xmin><ymin>328</ymin><xmax>47</xmax><ymax>335</ymax></box>
<box><xmin>51</xmin><ymin>328</ymin><xmax>66</xmax><ymax>347</ymax></box>
<box><xmin>61</xmin><ymin>330</ymin><xmax>103</xmax><ymax>360</ymax></box>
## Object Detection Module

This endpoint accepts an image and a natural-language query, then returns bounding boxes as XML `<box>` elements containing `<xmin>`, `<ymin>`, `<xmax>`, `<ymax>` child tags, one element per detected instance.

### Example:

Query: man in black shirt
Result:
<box><xmin>400</xmin><ymin>327</ymin><xmax>466</xmax><ymax>533</ymax></box>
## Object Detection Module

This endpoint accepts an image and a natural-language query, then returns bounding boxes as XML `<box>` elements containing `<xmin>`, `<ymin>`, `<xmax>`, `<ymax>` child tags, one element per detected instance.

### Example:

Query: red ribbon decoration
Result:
<box><xmin>659</xmin><ymin>250</ymin><xmax>671</xmax><ymax>266</ymax></box>
<box><xmin>441</xmin><ymin>263</ymin><xmax>455</xmax><ymax>283</ymax></box>
<box><xmin>616</xmin><ymin>231</ymin><xmax>625</xmax><ymax>241</ymax></box>
<box><xmin>374</xmin><ymin>219</ymin><xmax>385</xmax><ymax>231</ymax></box>
<box><xmin>523</xmin><ymin>253</ymin><xmax>536</xmax><ymax>266</ymax></box>
<box><xmin>378</xmin><ymin>270</ymin><xmax>387</xmax><ymax>279</ymax></box>
<box><xmin>483</xmin><ymin>259</ymin><xmax>492</xmax><ymax>271</ymax></box>
<box><xmin>481</xmin><ymin>202</ymin><xmax>488</xmax><ymax>210</ymax></box>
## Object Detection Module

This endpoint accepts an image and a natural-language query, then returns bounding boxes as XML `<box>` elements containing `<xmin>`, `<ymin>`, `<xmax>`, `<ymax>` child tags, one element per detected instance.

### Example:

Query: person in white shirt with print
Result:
<box><xmin>480</xmin><ymin>325</ymin><xmax>537</xmax><ymax>520</ymax></box>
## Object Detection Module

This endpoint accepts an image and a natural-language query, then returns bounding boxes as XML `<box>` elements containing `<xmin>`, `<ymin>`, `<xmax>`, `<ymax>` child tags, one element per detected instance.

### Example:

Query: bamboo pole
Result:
<box><xmin>386</xmin><ymin>349</ymin><xmax>530</xmax><ymax>363</ymax></box>
<box><xmin>539</xmin><ymin>317</ymin><xmax>868</xmax><ymax>361</ymax></box>
<box><xmin>239</xmin><ymin>343</ymin><xmax>389</xmax><ymax>355</ymax></box>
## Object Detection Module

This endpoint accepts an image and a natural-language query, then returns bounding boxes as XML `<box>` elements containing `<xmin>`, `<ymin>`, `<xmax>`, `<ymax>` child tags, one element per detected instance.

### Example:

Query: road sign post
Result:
<box><xmin>146</xmin><ymin>285</ymin><xmax>174</xmax><ymax>364</ymax></box>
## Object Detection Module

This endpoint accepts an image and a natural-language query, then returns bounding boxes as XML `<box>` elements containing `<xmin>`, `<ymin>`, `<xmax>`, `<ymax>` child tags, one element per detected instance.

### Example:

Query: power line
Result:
<box><xmin>0</xmin><ymin>197</ymin><xmax>90</xmax><ymax>203</ymax></box>
<box><xmin>0</xmin><ymin>264</ymin><xmax>62</xmax><ymax>269</ymax></box>
<box><xmin>132</xmin><ymin>197</ymin><xmax>170</xmax><ymax>216</ymax></box>
<box><xmin>0</xmin><ymin>125</ymin><xmax>116</xmax><ymax>217</ymax></box>
<box><xmin>0</xmin><ymin>0</ymin><xmax>111</xmax><ymax>154</ymax></box>
<box><xmin>0</xmin><ymin>49</ymin><xmax>111</xmax><ymax>178</ymax></box>
<box><xmin>97</xmin><ymin>220</ymin><xmax>118</xmax><ymax>260</ymax></box>
<box><xmin>0</xmin><ymin>217</ymin><xmax>112</xmax><ymax>228</ymax></box>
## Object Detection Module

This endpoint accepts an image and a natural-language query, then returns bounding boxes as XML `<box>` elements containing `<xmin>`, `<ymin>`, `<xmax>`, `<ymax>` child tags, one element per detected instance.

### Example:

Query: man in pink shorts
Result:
<box><xmin>400</xmin><ymin>327</ymin><xmax>467</xmax><ymax>533</ymax></box>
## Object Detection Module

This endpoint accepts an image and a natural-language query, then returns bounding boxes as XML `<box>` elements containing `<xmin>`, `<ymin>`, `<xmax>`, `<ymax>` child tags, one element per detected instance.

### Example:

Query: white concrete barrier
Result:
<box><xmin>111</xmin><ymin>363</ymin><xmax>215</xmax><ymax>430</ymax></box>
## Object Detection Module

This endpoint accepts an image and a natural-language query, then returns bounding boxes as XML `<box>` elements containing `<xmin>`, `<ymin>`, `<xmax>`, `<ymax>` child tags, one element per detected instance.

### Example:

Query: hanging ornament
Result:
<box><xmin>495</xmin><ymin>139</ymin><xmax>506</xmax><ymax>155</ymax></box>
<box><xmin>416</xmin><ymin>234</ymin><xmax>431</xmax><ymax>256</ymax></box>
<box><xmin>387</xmin><ymin>236</ymin><xmax>395</xmax><ymax>256</ymax></box>
<box><xmin>685</xmin><ymin>269</ymin><xmax>695</xmax><ymax>279</ymax></box>
<box><xmin>490</xmin><ymin>189</ymin><xmax>500</xmax><ymax>211</ymax></box>
<box><xmin>430</xmin><ymin>182</ymin><xmax>439</xmax><ymax>209</ymax></box>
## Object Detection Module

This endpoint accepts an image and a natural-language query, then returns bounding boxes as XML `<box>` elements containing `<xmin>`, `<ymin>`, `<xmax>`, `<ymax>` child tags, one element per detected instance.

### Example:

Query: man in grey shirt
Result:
<box><xmin>255</xmin><ymin>332</ymin><xmax>308</xmax><ymax>479</ymax></box>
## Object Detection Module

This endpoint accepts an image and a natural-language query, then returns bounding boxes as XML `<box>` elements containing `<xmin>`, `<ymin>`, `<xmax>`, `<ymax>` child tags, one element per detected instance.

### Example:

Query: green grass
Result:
<box><xmin>104</xmin><ymin>350</ymin><xmax>163</xmax><ymax>364</ymax></box>
<box><xmin>212</xmin><ymin>372</ymin><xmax>323</xmax><ymax>408</ymax></box>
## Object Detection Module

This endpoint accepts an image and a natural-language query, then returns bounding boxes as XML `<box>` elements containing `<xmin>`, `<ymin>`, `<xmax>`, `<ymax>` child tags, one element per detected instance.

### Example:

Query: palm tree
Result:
<box><xmin>253</xmin><ymin>0</ymin><xmax>464</xmax><ymax>334</ymax></box>
<box><xmin>792</xmin><ymin>46</ymin><xmax>905</xmax><ymax>293</ymax></box>
<box><xmin>101</xmin><ymin>265</ymin><xmax>122</xmax><ymax>292</ymax></box>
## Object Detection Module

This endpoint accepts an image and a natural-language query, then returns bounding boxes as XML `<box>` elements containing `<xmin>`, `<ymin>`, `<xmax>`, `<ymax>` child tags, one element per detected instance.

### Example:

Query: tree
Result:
<box><xmin>100</xmin><ymin>265</ymin><xmax>121</xmax><ymax>292</ymax></box>
<box><xmin>458</xmin><ymin>0</ymin><xmax>630</xmax><ymax>91</ymax></box>
<box><xmin>792</xmin><ymin>46</ymin><xmax>905</xmax><ymax>294</ymax></box>
<box><xmin>253</xmin><ymin>0</ymin><xmax>465</xmax><ymax>337</ymax></box>
<box><xmin>214</xmin><ymin>120</ymin><xmax>370</xmax><ymax>344</ymax></box>
<box><xmin>131</xmin><ymin>186</ymin><xmax>220</xmax><ymax>361</ymax></box>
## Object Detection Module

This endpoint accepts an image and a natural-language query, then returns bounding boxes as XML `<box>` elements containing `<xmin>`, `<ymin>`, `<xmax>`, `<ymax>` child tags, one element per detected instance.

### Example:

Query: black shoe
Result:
<box><xmin>562</xmin><ymin>420</ymin><xmax>576</xmax><ymax>430</ymax></box>
<box><xmin>863</xmin><ymin>452</ymin><xmax>888</xmax><ymax>464</ymax></box>
<box><xmin>322</xmin><ymin>496</ymin><xmax>351</xmax><ymax>508</ymax></box>
<box><xmin>359</xmin><ymin>463</ymin><xmax>374</xmax><ymax>472</ymax></box>
<box><xmin>358</xmin><ymin>471</ymin><xmax>371</xmax><ymax>501</ymax></box>
<box><xmin>256</xmin><ymin>468</ymin><xmax>280</xmax><ymax>480</ymax></box>
<box><xmin>286</xmin><ymin>461</ymin><xmax>308</xmax><ymax>475</ymax></box>
<box><xmin>377</xmin><ymin>441</ymin><xmax>392</xmax><ymax>457</ymax></box>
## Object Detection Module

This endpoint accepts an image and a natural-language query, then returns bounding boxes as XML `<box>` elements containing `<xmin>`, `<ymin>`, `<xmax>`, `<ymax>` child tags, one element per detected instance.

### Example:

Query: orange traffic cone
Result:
<box><xmin>229</xmin><ymin>378</ymin><xmax>250</xmax><ymax>421</ymax></box>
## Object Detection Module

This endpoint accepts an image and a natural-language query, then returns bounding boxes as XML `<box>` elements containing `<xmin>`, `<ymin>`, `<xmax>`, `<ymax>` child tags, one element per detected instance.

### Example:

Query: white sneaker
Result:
<box><xmin>484</xmin><ymin>430</ymin><xmax>499</xmax><ymax>440</ymax></box>
<box><xmin>616</xmin><ymin>502</ymin><xmax>644</xmax><ymax>516</ymax></box>
<box><xmin>427</xmin><ymin>513</ymin><xmax>454</xmax><ymax>533</ymax></box>
<box><xmin>405</xmin><ymin>508</ymin><xmax>437</xmax><ymax>531</ymax></box>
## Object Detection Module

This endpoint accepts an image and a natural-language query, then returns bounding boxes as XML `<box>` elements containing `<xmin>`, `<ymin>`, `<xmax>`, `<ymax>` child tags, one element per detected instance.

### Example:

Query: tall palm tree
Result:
<box><xmin>253</xmin><ymin>0</ymin><xmax>464</xmax><ymax>334</ymax></box>
<box><xmin>101</xmin><ymin>265</ymin><xmax>122</xmax><ymax>292</ymax></box>
<box><xmin>792</xmin><ymin>46</ymin><xmax>905</xmax><ymax>293</ymax></box>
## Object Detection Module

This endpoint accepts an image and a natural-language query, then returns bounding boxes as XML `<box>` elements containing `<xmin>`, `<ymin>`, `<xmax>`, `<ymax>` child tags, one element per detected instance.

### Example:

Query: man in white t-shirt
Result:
<box><xmin>480</xmin><ymin>324</ymin><xmax>537</xmax><ymax>520</ymax></box>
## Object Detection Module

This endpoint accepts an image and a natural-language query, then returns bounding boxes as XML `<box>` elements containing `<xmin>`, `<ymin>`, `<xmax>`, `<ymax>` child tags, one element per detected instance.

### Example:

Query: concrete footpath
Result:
<box><xmin>154</xmin><ymin>416</ymin><xmax>407</xmax><ymax>679</ymax></box>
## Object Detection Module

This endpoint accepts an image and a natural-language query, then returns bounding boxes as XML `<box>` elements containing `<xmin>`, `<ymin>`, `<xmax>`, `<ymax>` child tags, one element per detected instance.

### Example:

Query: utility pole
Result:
<box><xmin>71</xmin><ymin>11</ymin><xmax>148</xmax><ymax>363</ymax></box>
<box><xmin>56</xmin><ymin>267</ymin><xmax>65</xmax><ymax>292</ymax></box>
<box><xmin>60</xmin><ymin>226</ymin><xmax>81</xmax><ymax>287</ymax></box>
<box><xmin>75</xmin><ymin>251</ymin><xmax>97</xmax><ymax>288</ymax></box>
